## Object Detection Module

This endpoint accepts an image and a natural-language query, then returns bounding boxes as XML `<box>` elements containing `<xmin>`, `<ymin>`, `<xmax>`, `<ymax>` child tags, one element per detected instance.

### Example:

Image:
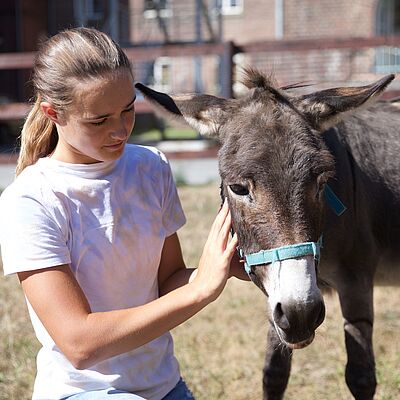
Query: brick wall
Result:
<box><xmin>128</xmin><ymin>0</ymin><xmax>397</xmax><ymax>95</ymax></box>
<box><xmin>223</xmin><ymin>0</ymin><xmax>276</xmax><ymax>43</ymax></box>
<box><xmin>233</xmin><ymin>0</ymin><xmax>390</xmax><ymax>90</ymax></box>
<box><xmin>129</xmin><ymin>1</ymin><xmax>382</xmax><ymax>44</ymax></box>
<box><xmin>130</xmin><ymin>0</ymin><xmax>217</xmax><ymax>44</ymax></box>
<box><xmin>284</xmin><ymin>0</ymin><xmax>378</xmax><ymax>39</ymax></box>
<box><xmin>220</xmin><ymin>0</ymin><xmax>380</xmax><ymax>43</ymax></box>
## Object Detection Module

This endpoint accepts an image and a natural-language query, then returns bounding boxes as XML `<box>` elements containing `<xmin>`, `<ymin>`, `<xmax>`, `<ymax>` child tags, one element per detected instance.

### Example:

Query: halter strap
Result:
<box><xmin>243</xmin><ymin>236</ymin><xmax>322</xmax><ymax>275</ymax></box>
<box><xmin>241</xmin><ymin>184</ymin><xmax>346</xmax><ymax>275</ymax></box>
<box><xmin>324</xmin><ymin>184</ymin><xmax>347</xmax><ymax>216</ymax></box>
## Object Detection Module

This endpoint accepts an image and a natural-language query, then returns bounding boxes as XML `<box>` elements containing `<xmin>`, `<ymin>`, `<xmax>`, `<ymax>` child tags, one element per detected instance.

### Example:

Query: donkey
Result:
<box><xmin>135</xmin><ymin>69</ymin><xmax>399</xmax><ymax>400</ymax></box>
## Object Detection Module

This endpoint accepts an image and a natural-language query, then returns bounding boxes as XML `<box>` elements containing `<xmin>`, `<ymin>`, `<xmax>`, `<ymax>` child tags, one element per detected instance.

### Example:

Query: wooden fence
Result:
<box><xmin>1</xmin><ymin>36</ymin><xmax>400</xmax><ymax>122</ymax></box>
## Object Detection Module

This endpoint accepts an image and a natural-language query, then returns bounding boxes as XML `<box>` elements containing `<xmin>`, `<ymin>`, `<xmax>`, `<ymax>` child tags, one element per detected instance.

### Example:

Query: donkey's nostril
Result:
<box><xmin>273</xmin><ymin>302</ymin><xmax>290</xmax><ymax>331</ymax></box>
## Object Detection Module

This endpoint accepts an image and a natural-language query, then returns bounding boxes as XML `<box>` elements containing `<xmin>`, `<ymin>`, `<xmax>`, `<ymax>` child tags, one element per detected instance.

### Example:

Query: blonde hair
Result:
<box><xmin>16</xmin><ymin>27</ymin><xmax>132</xmax><ymax>176</ymax></box>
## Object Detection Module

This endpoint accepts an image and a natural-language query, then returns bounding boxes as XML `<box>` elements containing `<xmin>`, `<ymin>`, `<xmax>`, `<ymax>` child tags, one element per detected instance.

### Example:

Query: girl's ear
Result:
<box><xmin>40</xmin><ymin>102</ymin><xmax>63</xmax><ymax>125</ymax></box>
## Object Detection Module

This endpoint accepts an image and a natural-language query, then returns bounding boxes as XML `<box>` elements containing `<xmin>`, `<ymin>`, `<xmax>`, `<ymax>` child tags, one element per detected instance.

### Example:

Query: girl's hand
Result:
<box><xmin>229</xmin><ymin>251</ymin><xmax>251</xmax><ymax>281</ymax></box>
<box><xmin>191</xmin><ymin>199</ymin><xmax>238</xmax><ymax>302</ymax></box>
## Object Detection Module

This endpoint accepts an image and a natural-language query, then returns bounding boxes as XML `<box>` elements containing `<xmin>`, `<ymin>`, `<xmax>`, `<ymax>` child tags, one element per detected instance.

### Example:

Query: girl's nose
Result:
<box><xmin>111</xmin><ymin>128</ymin><xmax>127</xmax><ymax>140</ymax></box>
<box><xmin>111</xmin><ymin>118</ymin><xmax>129</xmax><ymax>139</ymax></box>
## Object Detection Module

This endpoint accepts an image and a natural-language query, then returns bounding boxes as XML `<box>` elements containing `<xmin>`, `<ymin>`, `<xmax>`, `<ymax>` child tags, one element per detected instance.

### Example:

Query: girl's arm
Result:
<box><xmin>18</xmin><ymin>200</ymin><xmax>237</xmax><ymax>370</ymax></box>
<box><xmin>158</xmin><ymin>231</ymin><xmax>249</xmax><ymax>297</ymax></box>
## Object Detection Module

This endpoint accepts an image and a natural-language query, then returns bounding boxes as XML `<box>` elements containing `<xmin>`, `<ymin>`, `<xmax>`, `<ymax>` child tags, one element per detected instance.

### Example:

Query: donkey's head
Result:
<box><xmin>136</xmin><ymin>69</ymin><xmax>394</xmax><ymax>349</ymax></box>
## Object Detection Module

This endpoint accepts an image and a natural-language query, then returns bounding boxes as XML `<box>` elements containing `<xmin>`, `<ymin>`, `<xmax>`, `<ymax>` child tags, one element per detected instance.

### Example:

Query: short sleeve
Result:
<box><xmin>159</xmin><ymin>152</ymin><xmax>186</xmax><ymax>236</ymax></box>
<box><xmin>0</xmin><ymin>191</ymin><xmax>71</xmax><ymax>276</ymax></box>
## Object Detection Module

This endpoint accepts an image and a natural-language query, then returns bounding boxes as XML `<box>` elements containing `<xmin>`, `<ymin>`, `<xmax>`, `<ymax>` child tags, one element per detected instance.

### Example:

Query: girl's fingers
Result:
<box><xmin>215</xmin><ymin>199</ymin><xmax>229</xmax><ymax>225</ymax></box>
<box><xmin>222</xmin><ymin>204</ymin><xmax>232</xmax><ymax>230</ymax></box>
<box><xmin>227</xmin><ymin>232</ymin><xmax>238</xmax><ymax>253</ymax></box>
<box><xmin>207</xmin><ymin>199</ymin><xmax>229</xmax><ymax>242</ymax></box>
<box><xmin>219</xmin><ymin>208</ymin><xmax>232</xmax><ymax>248</ymax></box>
<box><xmin>223</xmin><ymin>232</ymin><xmax>238</xmax><ymax>261</ymax></box>
<box><xmin>206</xmin><ymin>202</ymin><xmax>225</xmax><ymax>238</ymax></box>
<box><xmin>204</xmin><ymin>199</ymin><xmax>234</xmax><ymax>257</ymax></box>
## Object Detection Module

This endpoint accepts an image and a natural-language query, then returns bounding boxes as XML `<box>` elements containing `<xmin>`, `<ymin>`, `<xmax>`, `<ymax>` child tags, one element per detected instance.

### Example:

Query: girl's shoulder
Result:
<box><xmin>124</xmin><ymin>143</ymin><xmax>168</xmax><ymax>163</ymax></box>
<box><xmin>1</xmin><ymin>162</ymin><xmax>47</xmax><ymax>197</ymax></box>
<box><xmin>0</xmin><ymin>162</ymin><xmax>59</xmax><ymax>213</ymax></box>
<box><xmin>123</xmin><ymin>144</ymin><xmax>171</xmax><ymax>173</ymax></box>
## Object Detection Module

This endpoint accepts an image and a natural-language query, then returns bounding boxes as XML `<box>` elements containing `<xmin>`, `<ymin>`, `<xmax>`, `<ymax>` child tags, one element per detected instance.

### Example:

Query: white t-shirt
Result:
<box><xmin>0</xmin><ymin>144</ymin><xmax>186</xmax><ymax>400</ymax></box>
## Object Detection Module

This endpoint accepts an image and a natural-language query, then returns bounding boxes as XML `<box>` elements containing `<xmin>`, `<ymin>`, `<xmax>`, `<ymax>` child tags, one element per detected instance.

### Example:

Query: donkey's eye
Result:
<box><xmin>229</xmin><ymin>184</ymin><xmax>250</xmax><ymax>196</ymax></box>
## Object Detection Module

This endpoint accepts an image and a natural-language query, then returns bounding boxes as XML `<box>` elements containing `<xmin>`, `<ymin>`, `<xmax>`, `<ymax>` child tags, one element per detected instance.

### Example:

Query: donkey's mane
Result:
<box><xmin>241</xmin><ymin>67</ymin><xmax>278</xmax><ymax>90</ymax></box>
<box><xmin>241</xmin><ymin>67</ymin><xmax>315</xmax><ymax>98</ymax></box>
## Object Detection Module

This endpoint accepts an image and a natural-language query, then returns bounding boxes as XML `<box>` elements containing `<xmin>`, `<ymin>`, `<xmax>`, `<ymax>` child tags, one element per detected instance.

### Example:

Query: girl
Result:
<box><xmin>0</xmin><ymin>27</ymin><xmax>241</xmax><ymax>400</ymax></box>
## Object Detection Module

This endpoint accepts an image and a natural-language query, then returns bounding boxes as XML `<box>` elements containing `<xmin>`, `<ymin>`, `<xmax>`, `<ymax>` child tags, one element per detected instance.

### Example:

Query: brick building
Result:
<box><xmin>128</xmin><ymin>0</ymin><xmax>400</xmax><ymax>95</ymax></box>
<box><xmin>0</xmin><ymin>0</ymin><xmax>399</xmax><ymax>141</ymax></box>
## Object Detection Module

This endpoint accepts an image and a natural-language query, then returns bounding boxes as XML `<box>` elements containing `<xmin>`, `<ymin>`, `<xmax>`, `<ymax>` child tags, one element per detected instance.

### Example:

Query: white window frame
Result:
<box><xmin>375</xmin><ymin>0</ymin><xmax>400</xmax><ymax>72</ymax></box>
<box><xmin>221</xmin><ymin>0</ymin><xmax>243</xmax><ymax>15</ymax></box>
<box><xmin>143</xmin><ymin>0</ymin><xmax>172</xmax><ymax>19</ymax></box>
<box><xmin>153</xmin><ymin>57</ymin><xmax>172</xmax><ymax>92</ymax></box>
<box><xmin>232</xmin><ymin>53</ymin><xmax>247</xmax><ymax>96</ymax></box>
<box><xmin>375</xmin><ymin>46</ymin><xmax>400</xmax><ymax>73</ymax></box>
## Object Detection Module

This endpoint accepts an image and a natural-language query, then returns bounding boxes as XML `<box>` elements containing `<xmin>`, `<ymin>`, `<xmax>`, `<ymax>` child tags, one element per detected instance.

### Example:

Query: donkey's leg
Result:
<box><xmin>337</xmin><ymin>279</ymin><xmax>376</xmax><ymax>400</ymax></box>
<box><xmin>263</xmin><ymin>322</ymin><xmax>292</xmax><ymax>400</ymax></box>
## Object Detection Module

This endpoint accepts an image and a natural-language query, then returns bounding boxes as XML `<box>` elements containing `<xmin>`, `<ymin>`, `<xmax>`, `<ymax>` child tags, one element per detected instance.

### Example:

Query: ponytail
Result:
<box><xmin>16</xmin><ymin>97</ymin><xmax>58</xmax><ymax>176</ymax></box>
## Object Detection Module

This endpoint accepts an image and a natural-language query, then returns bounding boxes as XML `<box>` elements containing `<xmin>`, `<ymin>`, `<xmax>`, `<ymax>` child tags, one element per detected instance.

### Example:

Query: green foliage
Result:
<box><xmin>131</xmin><ymin>127</ymin><xmax>198</xmax><ymax>143</ymax></box>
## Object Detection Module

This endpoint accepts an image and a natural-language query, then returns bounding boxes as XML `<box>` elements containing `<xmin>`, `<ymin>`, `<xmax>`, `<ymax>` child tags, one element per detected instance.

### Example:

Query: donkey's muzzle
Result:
<box><xmin>273</xmin><ymin>296</ymin><xmax>325</xmax><ymax>347</ymax></box>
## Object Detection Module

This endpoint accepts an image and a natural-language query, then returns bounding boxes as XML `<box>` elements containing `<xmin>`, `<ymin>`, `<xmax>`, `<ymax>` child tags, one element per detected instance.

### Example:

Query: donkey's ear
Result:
<box><xmin>294</xmin><ymin>74</ymin><xmax>395</xmax><ymax>131</ymax></box>
<box><xmin>135</xmin><ymin>83</ymin><xmax>230</xmax><ymax>138</ymax></box>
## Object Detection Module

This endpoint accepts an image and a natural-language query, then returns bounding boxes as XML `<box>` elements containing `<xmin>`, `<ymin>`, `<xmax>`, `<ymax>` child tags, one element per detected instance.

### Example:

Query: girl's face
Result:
<box><xmin>52</xmin><ymin>68</ymin><xmax>136</xmax><ymax>164</ymax></box>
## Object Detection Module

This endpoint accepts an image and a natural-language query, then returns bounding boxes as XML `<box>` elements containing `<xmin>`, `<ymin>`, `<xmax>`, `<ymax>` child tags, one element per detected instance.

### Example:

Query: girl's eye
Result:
<box><xmin>123</xmin><ymin>106</ymin><xmax>134</xmax><ymax>113</ymax></box>
<box><xmin>91</xmin><ymin>119</ymin><xmax>106</xmax><ymax>126</ymax></box>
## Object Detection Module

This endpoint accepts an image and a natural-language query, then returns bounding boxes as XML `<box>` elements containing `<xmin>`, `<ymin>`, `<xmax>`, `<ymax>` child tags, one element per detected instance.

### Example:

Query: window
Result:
<box><xmin>232</xmin><ymin>53</ymin><xmax>247</xmax><ymax>96</ymax></box>
<box><xmin>221</xmin><ymin>0</ymin><xmax>243</xmax><ymax>15</ymax></box>
<box><xmin>153</xmin><ymin>57</ymin><xmax>172</xmax><ymax>92</ymax></box>
<box><xmin>375</xmin><ymin>0</ymin><xmax>400</xmax><ymax>72</ymax></box>
<box><xmin>143</xmin><ymin>0</ymin><xmax>172</xmax><ymax>19</ymax></box>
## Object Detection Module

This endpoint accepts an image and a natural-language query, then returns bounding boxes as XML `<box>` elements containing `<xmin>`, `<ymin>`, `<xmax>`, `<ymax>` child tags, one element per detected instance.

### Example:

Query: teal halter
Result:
<box><xmin>242</xmin><ymin>184</ymin><xmax>346</xmax><ymax>275</ymax></box>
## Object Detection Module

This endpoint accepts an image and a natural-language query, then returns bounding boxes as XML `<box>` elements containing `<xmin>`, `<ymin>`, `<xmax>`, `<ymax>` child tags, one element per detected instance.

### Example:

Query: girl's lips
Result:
<box><xmin>104</xmin><ymin>141</ymin><xmax>124</xmax><ymax>150</ymax></box>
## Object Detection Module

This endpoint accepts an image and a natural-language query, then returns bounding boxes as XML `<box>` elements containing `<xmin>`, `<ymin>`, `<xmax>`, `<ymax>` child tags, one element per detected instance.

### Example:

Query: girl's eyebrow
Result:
<box><xmin>124</xmin><ymin>95</ymin><xmax>137</xmax><ymax>109</ymax></box>
<box><xmin>85</xmin><ymin>95</ymin><xmax>137</xmax><ymax>120</ymax></box>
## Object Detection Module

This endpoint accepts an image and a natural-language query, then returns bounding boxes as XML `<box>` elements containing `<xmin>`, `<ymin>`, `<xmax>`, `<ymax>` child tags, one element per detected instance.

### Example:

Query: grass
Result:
<box><xmin>0</xmin><ymin>184</ymin><xmax>399</xmax><ymax>399</ymax></box>
<box><xmin>131</xmin><ymin>127</ymin><xmax>199</xmax><ymax>143</ymax></box>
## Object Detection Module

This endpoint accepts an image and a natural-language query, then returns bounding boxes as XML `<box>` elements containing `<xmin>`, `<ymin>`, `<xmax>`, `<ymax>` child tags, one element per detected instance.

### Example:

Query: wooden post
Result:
<box><xmin>219</xmin><ymin>41</ymin><xmax>235</xmax><ymax>99</ymax></box>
